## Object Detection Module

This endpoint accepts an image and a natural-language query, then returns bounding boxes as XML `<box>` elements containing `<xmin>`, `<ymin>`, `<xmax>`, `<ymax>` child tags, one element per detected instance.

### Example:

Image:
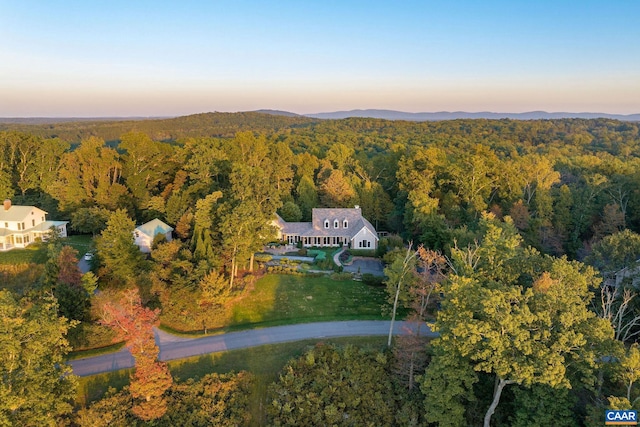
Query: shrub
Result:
<box><xmin>254</xmin><ymin>254</ymin><xmax>273</xmax><ymax>263</ymax></box>
<box><xmin>362</xmin><ymin>273</ymin><xmax>384</xmax><ymax>287</ymax></box>
<box><xmin>307</xmin><ymin>249</ymin><xmax>326</xmax><ymax>261</ymax></box>
<box><xmin>315</xmin><ymin>258</ymin><xmax>335</xmax><ymax>271</ymax></box>
<box><xmin>330</xmin><ymin>272</ymin><xmax>352</xmax><ymax>281</ymax></box>
<box><xmin>348</xmin><ymin>249</ymin><xmax>376</xmax><ymax>257</ymax></box>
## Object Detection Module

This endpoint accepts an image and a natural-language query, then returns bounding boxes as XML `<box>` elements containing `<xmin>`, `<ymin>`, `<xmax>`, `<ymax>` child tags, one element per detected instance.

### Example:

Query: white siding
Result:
<box><xmin>351</xmin><ymin>227</ymin><xmax>378</xmax><ymax>250</ymax></box>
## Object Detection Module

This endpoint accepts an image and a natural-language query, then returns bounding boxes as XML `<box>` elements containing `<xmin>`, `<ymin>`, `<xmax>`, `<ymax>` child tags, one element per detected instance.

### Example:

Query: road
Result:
<box><xmin>69</xmin><ymin>320</ymin><xmax>436</xmax><ymax>377</ymax></box>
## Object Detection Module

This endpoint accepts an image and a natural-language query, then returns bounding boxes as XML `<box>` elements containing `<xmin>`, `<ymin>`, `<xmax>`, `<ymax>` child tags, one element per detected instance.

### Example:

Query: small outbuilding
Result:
<box><xmin>134</xmin><ymin>218</ymin><xmax>173</xmax><ymax>253</ymax></box>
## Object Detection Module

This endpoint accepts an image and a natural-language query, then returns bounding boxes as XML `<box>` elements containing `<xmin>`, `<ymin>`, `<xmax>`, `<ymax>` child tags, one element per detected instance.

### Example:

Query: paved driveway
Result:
<box><xmin>69</xmin><ymin>320</ymin><xmax>435</xmax><ymax>376</ymax></box>
<box><xmin>78</xmin><ymin>257</ymin><xmax>91</xmax><ymax>274</ymax></box>
<box><xmin>343</xmin><ymin>257</ymin><xmax>385</xmax><ymax>276</ymax></box>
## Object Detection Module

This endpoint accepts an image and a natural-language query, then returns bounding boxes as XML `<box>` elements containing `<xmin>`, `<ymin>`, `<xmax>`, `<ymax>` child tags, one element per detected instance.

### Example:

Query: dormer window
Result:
<box><xmin>334</xmin><ymin>220</ymin><xmax>339</xmax><ymax>228</ymax></box>
<box><xmin>343</xmin><ymin>219</ymin><xmax>348</xmax><ymax>228</ymax></box>
<box><xmin>324</xmin><ymin>220</ymin><xmax>329</xmax><ymax>229</ymax></box>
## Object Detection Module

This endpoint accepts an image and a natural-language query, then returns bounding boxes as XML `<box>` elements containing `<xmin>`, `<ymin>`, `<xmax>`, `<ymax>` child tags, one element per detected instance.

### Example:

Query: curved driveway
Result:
<box><xmin>69</xmin><ymin>320</ymin><xmax>436</xmax><ymax>377</ymax></box>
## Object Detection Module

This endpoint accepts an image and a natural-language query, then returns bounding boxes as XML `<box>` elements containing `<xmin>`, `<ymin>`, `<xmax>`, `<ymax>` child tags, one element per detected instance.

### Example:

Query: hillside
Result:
<box><xmin>0</xmin><ymin>112</ymin><xmax>317</xmax><ymax>142</ymax></box>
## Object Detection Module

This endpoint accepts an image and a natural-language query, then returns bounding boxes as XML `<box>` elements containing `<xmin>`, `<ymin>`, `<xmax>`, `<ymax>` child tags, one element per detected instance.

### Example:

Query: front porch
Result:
<box><xmin>0</xmin><ymin>233</ymin><xmax>32</xmax><ymax>251</ymax></box>
<box><xmin>283</xmin><ymin>234</ymin><xmax>349</xmax><ymax>248</ymax></box>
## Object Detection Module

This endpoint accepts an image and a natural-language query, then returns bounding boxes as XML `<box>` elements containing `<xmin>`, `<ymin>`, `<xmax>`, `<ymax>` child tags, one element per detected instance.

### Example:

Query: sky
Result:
<box><xmin>1</xmin><ymin>1</ymin><xmax>639</xmax><ymax>117</ymax></box>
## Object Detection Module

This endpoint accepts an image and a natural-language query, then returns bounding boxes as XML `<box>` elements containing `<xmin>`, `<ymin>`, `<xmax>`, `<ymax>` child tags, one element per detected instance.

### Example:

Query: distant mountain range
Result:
<box><xmin>303</xmin><ymin>109</ymin><xmax>640</xmax><ymax>121</ymax></box>
<box><xmin>0</xmin><ymin>116</ymin><xmax>170</xmax><ymax>124</ymax></box>
<box><xmin>2</xmin><ymin>109</ymin><xmax>640</xmax><ymax>124</ymax></box>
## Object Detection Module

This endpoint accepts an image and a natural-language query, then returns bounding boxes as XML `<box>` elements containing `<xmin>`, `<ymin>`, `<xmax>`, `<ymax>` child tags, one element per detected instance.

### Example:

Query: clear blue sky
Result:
<box><xmin>1</xmin><ymin>1</ymin><xmax>639</xmax><ymax>116</ymax></box>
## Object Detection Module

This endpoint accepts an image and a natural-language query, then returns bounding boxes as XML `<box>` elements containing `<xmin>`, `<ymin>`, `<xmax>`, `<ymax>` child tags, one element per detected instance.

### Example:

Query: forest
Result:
<box><xmin>2</xmin><ymin>113</ymin><xmax>640</xmax><ymax>425</ymax></box>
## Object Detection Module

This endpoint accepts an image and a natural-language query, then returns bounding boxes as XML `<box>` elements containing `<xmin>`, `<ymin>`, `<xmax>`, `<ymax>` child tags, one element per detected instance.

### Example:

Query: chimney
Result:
<box><xmin>3</xmin><ymin>199</ymin><xmax>10</xmax><ymax>211</ymax></box>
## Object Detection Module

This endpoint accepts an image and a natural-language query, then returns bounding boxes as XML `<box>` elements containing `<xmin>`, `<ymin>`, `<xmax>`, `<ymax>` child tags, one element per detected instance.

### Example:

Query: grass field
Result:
<box><xmin>159</xmin><ymin>273</ymin><xmax>392</xmax><ymax>335</ymax></box>
<box><xmin>0</xmin><ymin>234</ymin><xmax>93</xmax><ymax>265</ymax></box>
<box><xmin>77</xmin><ymin>336</ymin><xmax>390</xmax><ymax>425</ymax></box>
<box><xmin>228</xmin><ymin>274</ymin><xmax>388</xmax><ymax>327</ymax></box>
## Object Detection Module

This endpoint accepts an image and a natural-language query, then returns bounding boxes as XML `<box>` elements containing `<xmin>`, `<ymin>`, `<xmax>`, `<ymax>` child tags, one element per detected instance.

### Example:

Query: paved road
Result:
<box><xmin>69</xmin><ymin>320</ymin><xmax>436</xmax><ymax>377</ymax></box>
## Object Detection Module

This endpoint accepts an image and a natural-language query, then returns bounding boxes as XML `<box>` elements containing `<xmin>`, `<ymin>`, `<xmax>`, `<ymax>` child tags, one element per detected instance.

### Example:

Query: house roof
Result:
<box><xmin>136</xmin><ymin>218</ymin><xmax>173</xmax><ymax>237</ymax></box>
<box><xmin>31</xmin><ymin>221</ymin><xmax>68</xmax><ymax>232</ymax></box>
<box><xmin>277</xmin><ymin>207</ymin><xmax>378</xmax><ymax>241</ymax></box>
<box><xmin>0</xmin><ymin>205</ymin><xmax>47</xmax><ymax>222</ymax></box>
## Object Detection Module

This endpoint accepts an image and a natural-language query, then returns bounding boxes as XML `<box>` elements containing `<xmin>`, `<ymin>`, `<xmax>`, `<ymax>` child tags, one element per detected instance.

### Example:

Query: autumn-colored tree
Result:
<box><xmin>393</xmin><ymin>246</ymin><xmax>446</xmax><ymax>390</ymax></box>
<box><xmin>57</xmin><ymin>245</ymin><xmax>82</xmax><ymax>287</ymax></box>
<box><xmin>76</xmin><ymin>371</ymin><xmax>253</xmax><ymax>426</ymax></box>
<box><xmin>319</xmin><ymin>169</ymin><xmax>357</xmax><ymax>207</ymax></box>
<box><xmin>383</xmin><ymin>244</ymin><xmax>417</xmax><ymax>347</ymax></box>
<box><xmin>54</xmin><ymin>245</ymin><xmax>91</xmax><ymax>323</ymax></box>
<box><xmin>100</xmin><ymin>288</ymin><xmax>172</xmax><ymax>421</ymax></box>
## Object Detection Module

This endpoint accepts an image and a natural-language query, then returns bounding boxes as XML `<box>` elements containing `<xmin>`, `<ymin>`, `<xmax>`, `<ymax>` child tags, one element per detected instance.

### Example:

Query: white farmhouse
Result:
<box><xmin>134</xmin><ymin>218</ymin><xmax>173</xmax><ymax>253</ymax></box>
<box><xmin>0</xmin><ymin>199</ymin><xmax>68</xmax><ymax>251</ymax></box>
<box><xmin>274</xmin><ymin>206</ymin><xmax>379</xmax><ymax>250</ymax></box>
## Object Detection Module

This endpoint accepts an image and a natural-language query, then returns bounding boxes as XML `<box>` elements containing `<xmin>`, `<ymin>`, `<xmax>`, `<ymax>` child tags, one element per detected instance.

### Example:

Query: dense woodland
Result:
<box><xmin>3</xmin><ymin>113</ymin><xmax>640</xmax><ymax>425</ymax></box>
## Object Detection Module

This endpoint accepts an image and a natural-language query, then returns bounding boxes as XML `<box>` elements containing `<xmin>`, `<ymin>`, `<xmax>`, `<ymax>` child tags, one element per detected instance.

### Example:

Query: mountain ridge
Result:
<box><xmin>2</xmin><ymin>109</ymin><xmax>640</xmax><ymax>125</ymax></box>
<box><xmin>304</xmin><ymin>109</ymin><xmax>640</xmax><ymax>121</ymax></box>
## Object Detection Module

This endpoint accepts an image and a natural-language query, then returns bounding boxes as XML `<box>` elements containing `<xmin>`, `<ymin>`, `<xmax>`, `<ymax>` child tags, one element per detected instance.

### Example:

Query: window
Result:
<box><xmin>343</xmin><ymin>220</ymin><xmax>348</xmax><ymax>228</ymax></box>
<box><xmin>22</xmin><ymin>222</ymin><xmax>25</xmax><ymax>230</ymax></box>
<box><xmin>24</xmin><ymin>235</ymin><xmax>29</xmax><ymax>243</ymax></box>
<box><xmin>4</xmin><ymin>222</ymin><xmax>7</xmax><ymax>228</ymax></box>
<box><xmin>17</xmin><ymin>223</ymin><xmax>21</xmax><ymax>231</ymax></box>
<box><xmin>32</xmin><ymin>219</ymin><xmax>35</xmax><ymax>227</ymax></box>
<box><xmin>334</xmin><ymin>220</ymin><xmax>339</xmax><ymax>228</ymax></box>
<box><xmin>135</xmin><ymin>231</ymin><xmax>140</xmax><ymax>238</ymax></box>
<box><xmin>16</xmin><ymin>236</ymin><xmax>22</xmax><ymax>244</ymax></box>
<box><xmin>324</xmin><ymin>220</ymin><xmax>329</xmax><ymax>229</ymax></box>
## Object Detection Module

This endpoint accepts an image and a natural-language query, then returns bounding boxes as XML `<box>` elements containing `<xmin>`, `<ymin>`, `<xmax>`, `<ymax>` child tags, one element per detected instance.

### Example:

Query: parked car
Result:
<box><xmin>84</xmin><ymin>252</ymin><xmax>94</xmax><ymax>261</ymax></box>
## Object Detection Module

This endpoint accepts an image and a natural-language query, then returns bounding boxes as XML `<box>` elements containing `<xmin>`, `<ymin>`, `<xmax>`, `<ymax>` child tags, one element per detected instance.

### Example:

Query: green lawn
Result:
<box><xmin>64</xmin><ymin>234</ymin><xmax>94</xmax><ymax>255</ymax></box>
<box><xmin>227</xmin><ymin>274</ymin><xmax>389</xmax><ymax>329</ymax></box>
<box><xmin>0</xmin><ymin>234</ymin><xmax>93</xmax><ymax>265</ymax></box>
<box><xmin>159</xmin><ymin>273</ymin><xmax>392</xmax><ymax>335</ymax></box>
<box><xmin>0</xmin><ymin>242</ymin><xmax>47</xmax><ymax>265</ymax></box>
<box><xmin>77</xmin><ymin>336</ymin><xmax>389</xmax><ymax>425</ymax></box>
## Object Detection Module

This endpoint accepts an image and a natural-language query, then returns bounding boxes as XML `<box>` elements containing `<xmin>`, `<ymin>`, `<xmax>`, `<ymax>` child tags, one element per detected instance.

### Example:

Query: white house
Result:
<box><xmin>273</xmin><ymin>206</ymin><xmax>379</xmax><ymax>250</ymax></box>
<box><xmin>134</xmin><ymin>218</ymin><xmax>173</xmax><ymax>253</ymax></box>
<box><xmin>0</xmin><ymin>199</ymin><xmax>68</xmax><ymax>251</ymax></box>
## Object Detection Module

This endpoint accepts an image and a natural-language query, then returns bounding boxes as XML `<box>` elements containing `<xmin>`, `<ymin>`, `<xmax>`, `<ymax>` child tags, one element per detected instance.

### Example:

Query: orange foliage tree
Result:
<box><xmin>100</xmin><ymin>288</ymin><xmax>172</xmax><ymax>420</ymax></box>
